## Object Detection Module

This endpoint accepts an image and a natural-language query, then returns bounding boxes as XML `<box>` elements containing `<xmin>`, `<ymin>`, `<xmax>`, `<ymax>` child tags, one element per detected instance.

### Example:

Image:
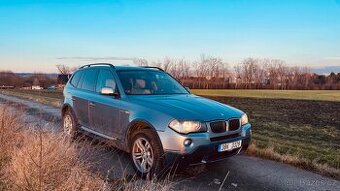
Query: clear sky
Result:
<box><xmin>0</xmin><ymin>0</ymin><xmax>340</xmax><ymax>72</ymax></box>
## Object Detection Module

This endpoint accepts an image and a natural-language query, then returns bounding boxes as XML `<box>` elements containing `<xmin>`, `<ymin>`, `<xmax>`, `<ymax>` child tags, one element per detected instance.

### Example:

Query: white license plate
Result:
<box><xmin>218</xmin><ymin>140</ymin><xmax>242</xmax><ymax>152</ymax></box>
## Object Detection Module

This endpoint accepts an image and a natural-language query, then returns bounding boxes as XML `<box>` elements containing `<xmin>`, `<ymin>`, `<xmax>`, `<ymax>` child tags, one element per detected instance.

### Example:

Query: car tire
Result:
<box><xmin>130</xmin><ymin>128</ymin><xmax>165</xmax><ymax>179</ymax></box>
<box><xmin>63</xmin><ymin>109</ymin><xmax>79</xmax><ymax>139</ymax></box>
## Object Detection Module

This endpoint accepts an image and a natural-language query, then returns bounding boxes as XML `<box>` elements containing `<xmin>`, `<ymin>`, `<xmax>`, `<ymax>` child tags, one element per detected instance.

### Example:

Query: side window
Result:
<box><xmin>96</xmin><ymin>70</ymin><xmax>117</xmax><ymax>93</ymax></box>
<box><xmin>70</xmin><ymin>71</ymin><xmax>83</xmax><ymax>88</ymax></box>
<box><xmin>80</xmin><ymin>69</ymin><xmax>99</xmax><ymax>91</ymax></box>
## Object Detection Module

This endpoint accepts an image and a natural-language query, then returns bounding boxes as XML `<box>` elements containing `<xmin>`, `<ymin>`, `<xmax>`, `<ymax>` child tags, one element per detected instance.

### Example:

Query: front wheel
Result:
<box><xmin>130</xmin><ymin>129</ymin><xmax>164</xmax><ymax>178</ymax></box>
<box><xmin>63</xmin><ymin>109</ymin><xmax>78</xmax><ymax>139</ymax></box>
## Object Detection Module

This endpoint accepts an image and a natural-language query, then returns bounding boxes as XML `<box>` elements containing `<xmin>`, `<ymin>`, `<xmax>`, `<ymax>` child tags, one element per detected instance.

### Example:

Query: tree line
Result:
<box><xmin>0</xmin><ymin>71</ymin><xmax>56</xmax><ymax>88</ymax></box>
<box><xmin>0</xmin><ymin>65</ymin><xmax>75</xmax><ymax>88</ymax></box>
<box><xmin>133</xmin><ymin>55</ymin><xmax>340</xmax><ymax>90</ymax></box>
<box><xmin>1</xmin><ymin>56</ymin><xmax>339</xmax><ymax>90</ymax></box>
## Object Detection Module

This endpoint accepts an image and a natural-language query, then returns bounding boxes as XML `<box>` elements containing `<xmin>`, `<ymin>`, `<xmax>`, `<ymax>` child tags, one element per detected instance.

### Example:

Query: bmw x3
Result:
<box><xmin>62</xmin><ymin>63</ymin><xmax>252</xmax><ymax>176</ymax></box>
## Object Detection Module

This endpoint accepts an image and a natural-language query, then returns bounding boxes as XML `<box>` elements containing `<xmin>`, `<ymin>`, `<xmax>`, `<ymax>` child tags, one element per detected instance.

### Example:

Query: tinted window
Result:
<box><xmin>70</xmin><ymin>71</ymin><xmax>83</xmax><ymax>87</ymax></box>
<box><xmin>96</xmin><ymin>70</ymin><xmax>117</xmax><ymax>92</ymax></box>
<box><xmin>80</xmin><ymin>69</ymin><xmax>99</xmax><ymax>91</ymax></box>
<box><xmin>117</xmin><ymin>70</ymin><xmax>188</xmax><ymax>95</ymax></box>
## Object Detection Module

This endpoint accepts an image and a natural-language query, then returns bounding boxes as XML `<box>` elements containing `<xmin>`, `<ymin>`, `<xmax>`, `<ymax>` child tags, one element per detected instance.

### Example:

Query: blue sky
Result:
<box><xmin>0</xmin><ymin>0</ymin><xmax>340</xmax><ymax>72</ymax></box>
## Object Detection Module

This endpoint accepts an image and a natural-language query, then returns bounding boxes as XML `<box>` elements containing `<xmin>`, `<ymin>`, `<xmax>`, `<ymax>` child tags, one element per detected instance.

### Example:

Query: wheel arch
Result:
<box><xmin>125</xmin><ymin>119</ymin><xmax>163</xmax><ymax>153</ymax></box>
<box><xmin>61</xmin><ymin>103</ymin><xmax>73</xmax><ymax>117</ymax></box>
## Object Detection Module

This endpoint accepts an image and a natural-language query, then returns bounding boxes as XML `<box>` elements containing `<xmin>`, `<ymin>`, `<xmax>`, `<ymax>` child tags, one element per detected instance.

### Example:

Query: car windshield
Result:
<box><xmin>117</xmin><ymin>70</ymin><xmax>189</xmax><ymax>95</ymax></box>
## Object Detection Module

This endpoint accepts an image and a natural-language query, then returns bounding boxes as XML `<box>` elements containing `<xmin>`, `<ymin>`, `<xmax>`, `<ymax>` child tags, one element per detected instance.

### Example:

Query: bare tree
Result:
<box><xmin>236</xmin><ymin>58</ymin><xmax>259</xmax><ymax>88</ymax></box>
<box><xmin>56</xmin><ymin>64</ymin><xmax>73</xmax><ymax>75</ymax></box>
<box><xmin>234</xmin><ymin>64</ymin><xmax>242</xmax><ymax>89</ymax></box>
<box><xmin>177</xmin><ymin>59</ymin><xmax>190</xmax><ymax>80</ymax></box>
<box><xmin>133</xmin><ymin>58</ymin><xmax>149</xmax><ymax>66</ymax></box>
<box><xmin>219</xmin><ymin>63</ymin><xmax>230</xmax><ymax>88</ymax></box>
<box><xmin>193</xmin><ymin>54</ymin><xmax>211</xmax><ymax>88</ymax></box>
<box><xmin>162</xmin><ymin>57</ymin><xmax>174</xmax><ymax>72</ymax></box>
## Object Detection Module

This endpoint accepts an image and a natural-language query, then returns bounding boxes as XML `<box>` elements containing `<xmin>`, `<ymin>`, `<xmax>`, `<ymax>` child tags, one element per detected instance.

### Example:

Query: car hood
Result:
<box><xmin>127</xmin><ymin>94</ymin><xmax>244</xmax><ymax>121</ymax></box>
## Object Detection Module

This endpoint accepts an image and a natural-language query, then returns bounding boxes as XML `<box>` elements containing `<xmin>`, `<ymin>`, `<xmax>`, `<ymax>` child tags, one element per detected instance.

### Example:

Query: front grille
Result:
<box><xmin>229</xmin><ymin>119</ymin><xmax>240</xmax><ymax>131</ymax></box>
<box><xmin>210</xmin><ymin>121</ymin><xmax>226</xmax><ymax>133</ymax></box>
<box><xmin>210</xmin><ymin>133</ymin><xmax>241</xmax><ymax>142</ymax></box>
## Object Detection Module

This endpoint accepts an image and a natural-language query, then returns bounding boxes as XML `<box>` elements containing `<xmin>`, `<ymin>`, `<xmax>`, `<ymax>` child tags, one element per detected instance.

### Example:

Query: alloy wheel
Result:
<box><xmin>132</xmin><ymin>137</ymin><xmax>154</xmax><ymax>174</ymax></box>
<box><xmin>63</xmin><ymin>114</ymin><xmax>73</xmax><ymax>135</ymax></box>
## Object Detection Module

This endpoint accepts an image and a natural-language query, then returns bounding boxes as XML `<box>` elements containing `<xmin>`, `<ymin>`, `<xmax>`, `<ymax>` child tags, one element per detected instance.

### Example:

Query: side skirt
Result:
<box><xmin>79</xmin><ymin>125</ymin><xmax>118</xmax><ymax>141</ymax></box>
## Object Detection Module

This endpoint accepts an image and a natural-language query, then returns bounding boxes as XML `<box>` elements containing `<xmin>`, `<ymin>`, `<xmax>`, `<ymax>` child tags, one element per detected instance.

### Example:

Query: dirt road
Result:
<box><xmin>0</xmin><ymin>93</ymin><xmax>339</xmax><ymax>191</ymax></box>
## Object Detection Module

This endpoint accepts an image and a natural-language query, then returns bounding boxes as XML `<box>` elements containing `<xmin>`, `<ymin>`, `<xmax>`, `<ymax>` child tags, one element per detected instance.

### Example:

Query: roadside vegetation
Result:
<box><xmin>0</xmin><ymin>107</ymin><xmax>173</xmax><ymax>190</ymax></box>
<box><xmin>0</xmin><ymin>89</ymin><xmax>339</xmax><ymax>179</ymax></box>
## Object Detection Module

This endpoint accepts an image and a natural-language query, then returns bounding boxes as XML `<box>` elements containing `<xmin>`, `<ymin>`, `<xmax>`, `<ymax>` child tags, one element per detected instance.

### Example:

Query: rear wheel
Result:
<box><xmin>63</xmin><ymin>109</ymin><xmax>78</xmax><ymax>139</ymax></box>
<box><xmin>130</xmin><ymin>129</ymin><xmax>164</xmax><ymax>178</ymax></box>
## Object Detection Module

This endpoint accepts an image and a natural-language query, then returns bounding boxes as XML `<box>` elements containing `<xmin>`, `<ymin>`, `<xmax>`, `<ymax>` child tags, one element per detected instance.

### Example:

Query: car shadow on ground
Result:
<box><xmin>75</xmin><ymin>135</ymin><xmax>271</xmax><ymax>191</ymax></box>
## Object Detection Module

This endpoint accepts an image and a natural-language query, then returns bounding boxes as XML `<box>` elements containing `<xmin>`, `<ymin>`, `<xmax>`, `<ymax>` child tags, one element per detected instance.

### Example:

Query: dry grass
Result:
<box><xmin>246</xmin><ymin>143</ymin><xmax>340</xmax><ymax>180</ymax></box>
<box><xmin>0</xmin><ymin>107</ymin><xmax>174</xmax><ymax>191</ymax></box>
<box><xmin>7</xmin><ymin>131</ymin><xmax>109</xmax><ymax>191</ymax></box>
<box><xmin>0</xmin><ymin>107</ymin><xmax>108</xmax><ymax>190</ymax></box>
<box><xmin>0</xmin><ymin>108</ymin><xmax>23</xmax><ymax>190</ymax></box>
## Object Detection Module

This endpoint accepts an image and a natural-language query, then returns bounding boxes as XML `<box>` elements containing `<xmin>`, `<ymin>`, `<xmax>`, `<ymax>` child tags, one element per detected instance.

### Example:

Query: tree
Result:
<box><xmin>162</xmin><ymin>57</ymin><xmax>174</xmax><ymax>72</ymax></box>
<box><xmin>56</xmin><ymin>64</ymin><xmax>72</xmax><ymax>75</ymax></box>
<box><xmin>193</xmin><ymin>54</ymin><xmax>211</xmax><ymax>88</ymax></box>
<box><xmin>236</xmin><ymin>58</ymin><xmax>259</xmax><ymax>88</ymax></box>
<box><xmin>133</xmin><ymin>58</ymin><xmax>149</xmax><ymax>66</ymax></box>
<box><xmin>0</xmin><ymin>71</ymin><xmax>23</xmax><ymax>87</ymax></box>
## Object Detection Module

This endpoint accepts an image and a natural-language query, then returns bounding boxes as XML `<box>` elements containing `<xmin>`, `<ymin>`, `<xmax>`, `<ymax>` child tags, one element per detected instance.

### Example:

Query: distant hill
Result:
<box><xmin>15</xmin><ymin>73</ymin><xmax>33</xmax><ymax>77</ymax></box>
<box><xmin>313</xmin><ymin>66</ymin><xmax>340</xmax><ymax>75</ymax></box>
<box><xmin>16</xmin><ymin>73</ymin><xmax>59</xmax><ymax>79</ymax></box>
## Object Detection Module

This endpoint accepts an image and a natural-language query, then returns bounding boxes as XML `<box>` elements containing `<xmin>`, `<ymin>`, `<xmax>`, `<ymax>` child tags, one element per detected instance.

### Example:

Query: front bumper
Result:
<box><xmin>164</xmin><ymin>136</ymin><xmax>251</xmax><ymax>166</ymax></box>
<box><xmin>158</xmin><ymin>123</ymin><xmax>252</xmax><ymax>166</ymax></box>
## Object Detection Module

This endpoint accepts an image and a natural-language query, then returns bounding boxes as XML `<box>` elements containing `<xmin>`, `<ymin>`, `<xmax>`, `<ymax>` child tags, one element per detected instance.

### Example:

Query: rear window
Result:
<box><xmin>80</xmin><ymin>69</ymin><xmax>99</xmax><ymax>91</ymax></box>
<box><xmin>70</xmin><ymin>71</ymin><xmax>83</xmax><ymax>87</ymax></box>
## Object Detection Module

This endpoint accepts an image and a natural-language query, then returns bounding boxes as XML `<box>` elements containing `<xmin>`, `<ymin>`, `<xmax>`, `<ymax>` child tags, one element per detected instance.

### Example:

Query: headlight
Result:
<box><xmin>241</xmin><ymin>114</ymin><xmax>249</xmax><ymax>126</ymax></box>
<box><xmin>168</xmin><ymin>120</ymin><xmax>207</xmax><ymax>134</ymax></box>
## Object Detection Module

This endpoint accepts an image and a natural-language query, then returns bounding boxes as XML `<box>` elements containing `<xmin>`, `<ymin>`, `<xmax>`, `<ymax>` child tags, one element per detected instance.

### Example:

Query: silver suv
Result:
<box><xmin>62</xmin><ymin>63</ymin><xmax>252</xmax><ymax>176</ymax></box>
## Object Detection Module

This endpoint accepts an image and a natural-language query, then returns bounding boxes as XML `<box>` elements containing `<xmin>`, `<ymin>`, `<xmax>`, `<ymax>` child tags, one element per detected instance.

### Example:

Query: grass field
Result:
<box><xmin>192</xmin><ymin>89</ymin><xmax>340</xmax><ymax>102</ymax></box>
<box><xmin>1</xmin><ymin>89</ymin><xmax>339</xmax><ymax>178</ymax></box>
<box><xmin>212</xmin><ymin>96</ymin><xmax>339</xmax><ymax>177</ymax></box>
<box><xmin>0</xmin><ymin>89</ymin><xmax>63</xmax><ymax>107</ymax></box>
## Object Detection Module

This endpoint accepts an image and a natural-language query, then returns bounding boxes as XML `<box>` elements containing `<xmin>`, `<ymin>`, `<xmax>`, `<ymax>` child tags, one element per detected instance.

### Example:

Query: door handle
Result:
<box><xmin>89</xmin><ymin>102</ymin><xmax>96</xmax><ymax>107</ymax></box>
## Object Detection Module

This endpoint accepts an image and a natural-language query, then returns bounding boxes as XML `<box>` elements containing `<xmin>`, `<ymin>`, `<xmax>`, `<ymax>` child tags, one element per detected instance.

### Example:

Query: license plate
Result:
<box><xmin>218</xmin><ymin>140</ymin><xmax>242</xmax><ymax>152</ymax></box>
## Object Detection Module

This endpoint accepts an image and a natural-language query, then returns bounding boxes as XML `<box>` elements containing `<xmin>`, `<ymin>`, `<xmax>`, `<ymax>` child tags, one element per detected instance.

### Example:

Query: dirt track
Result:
<box><xmin>0</xmin><ymin>93</ymin><xmax>339</xmax><ymax>191</ymax></box>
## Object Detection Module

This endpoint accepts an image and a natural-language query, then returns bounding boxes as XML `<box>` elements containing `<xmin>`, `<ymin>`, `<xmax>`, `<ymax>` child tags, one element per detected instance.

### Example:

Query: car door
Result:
<box><xmin>68</xmin><ymin>70</ymin><xmax>88</xmax><ymax>127</ymax></box>
<box><xmin>88</xmin><ymin>69</ymin><xmax>122</xmax><ymax>138</ymax></box>
<box><xmin>73</xmin><ymin>68</ymin><xmax>99</xmax><ymax>128</ymax></box>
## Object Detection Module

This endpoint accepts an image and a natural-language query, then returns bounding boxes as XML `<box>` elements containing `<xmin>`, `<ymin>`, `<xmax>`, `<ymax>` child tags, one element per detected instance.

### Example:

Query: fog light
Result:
<box><xmin>241</xmin><ymin>130</ymin><xmax>246</xmax><ymax>137</ymax></box>
<box><xmin>184</xmin><ymin>139</ymin><xmax>192</xmax><ymax>147</ymax></box>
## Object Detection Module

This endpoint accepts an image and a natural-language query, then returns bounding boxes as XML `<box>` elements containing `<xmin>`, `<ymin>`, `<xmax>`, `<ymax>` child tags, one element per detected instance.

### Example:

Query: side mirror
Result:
<box><xmin>100</xmin><ymin>87</ymin><xmax>119</xmax><ymax>97</ymax></box>
<box><xmin>185</xmin><ymin>87</ymin><xmax>191</xmax><ymax>93</ymax></box>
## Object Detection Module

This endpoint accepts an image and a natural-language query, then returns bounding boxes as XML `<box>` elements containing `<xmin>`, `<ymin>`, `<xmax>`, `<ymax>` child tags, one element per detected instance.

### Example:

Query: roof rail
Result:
<box><xmin>79</xmin><ymin>63</ymin><xmax>115</xmax><ymax>69</ymax></box>
<box><xmin>141</xmin><ymin>66</ymin><xmax>164</xmax><ymax>72</ymax></box>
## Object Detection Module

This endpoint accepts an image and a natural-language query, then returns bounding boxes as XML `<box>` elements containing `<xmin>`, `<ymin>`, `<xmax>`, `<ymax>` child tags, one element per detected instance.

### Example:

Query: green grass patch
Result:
<box><xmin>192</xmin><ymin>89</ymin><xmax>340</xmax><ymax>102</ymax></box>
